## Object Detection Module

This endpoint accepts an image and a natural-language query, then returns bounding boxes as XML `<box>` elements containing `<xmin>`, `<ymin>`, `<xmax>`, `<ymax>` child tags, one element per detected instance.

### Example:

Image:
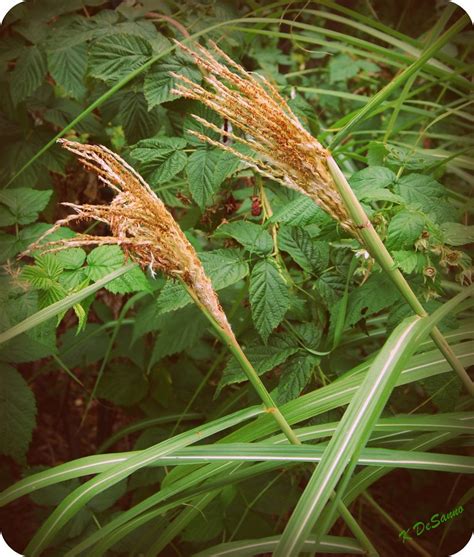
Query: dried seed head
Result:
<box><xmin>23</xmin><ymin>139</ymin><xmax>234</xmax><ymax>336</ymax></box>
<box><xmin>172</xmin><ymin>40</ymin><xmax>356</xmax><ymax>233</ymax></box>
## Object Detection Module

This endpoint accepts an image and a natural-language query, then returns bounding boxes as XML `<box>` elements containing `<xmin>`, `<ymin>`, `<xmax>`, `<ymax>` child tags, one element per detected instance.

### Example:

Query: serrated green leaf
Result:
<box><xmin>86</xmin><ymin>245</ymin><xmax>124</xmax><ymax>281</ymax></box>
<box><xmin>0</xmin><ymin>364</ymin><xmax>36</xmax><ymax>462</ymax></box>
<box><xmin>269</xmin><ymin>195</ymin><xmax>322</xmax><ymax>227</ymax></box>
<box><xmin>385</xmin><ymin>144</ymin><xmax>435</xmax><ymax>171</ymax></box>
<box><xmin>97</xmin><ymin>363</ymin><xmax>148</xmax><ymax>407</ymax></box>
<box><xmin>131</xmin><ymin>137</ymin><xmax>187</xmax><ymax>159</ymax></box>
<box><xmin>316</xmin><ymin>271</ymin><xmax>346</xmax><ymax>305</ymax></box>
<box><xmin>422</xmin><ymin>375</ymin><xmax>461</xmax><ymax>412</ymax></box>
<box><xmin>47</xmin><ymin>42</ymin><xmax>87</xmax><ymax>99</ymax></box>
<box><xmin>200</xmin><ymin>249</ymin><xmax>249</xmax><ymax>291</ymax></box>
<box><xmin>219</xmin><ymin>334</ymin><xmax>299</xmax><ymax>392</ymax></box>
<box><xmin>106</xmin><ymin>265</ymin><xmax>151</xmax><ymax>295</ymax></box>
<box><xmin>119</xmin><ymin>91</ymin><xmax>161</xmax><ymax>144</ymax></box>
<box><xmin>392</xmin><ymin>250</ymin><xmax>424</xmax><ymax>274</ymax></box>
<box><xmin>387</xmin><ymin>210</ymin><xmax>425</xmax><ymax>249</ymax></box>
<box><xmin>151</xmin><ymin>306</ymin><xmax>206</xmax><ymax>365</ymax></box>
<box><xmin>54</xmin><ymin>248</ymin><xmax>86</xmax><ymax>270</ymax></box>
<box><xmin>10</xmin><ymin>46</ymin><xmax>46</xmax><ymax>105</ymax></box>
<box><xmin>157</xmin><ymin>249</ymin><xmax>249</xmax><ymax>314</ymax></box>
<box><xmin>276</xmin><ymin>354</ymin><xmax>319</xmax><ymax>404</ymax></box>
<box><xmin>329</xmin><ymin>54</ymin><xmax>359</xmax><ymax>83</ymax></box>
<box><xmin>59</xmin><ymin>324</ymin><xmax>109</xmax><ymax>368</ymax></box>
<box><xmin>350</xmin><ymin>166</ymin><xmax>396</xmax><ymax>191</ymax></box>
<box><xmin>278</xmin><ymin>227</ymin><xmax>329</xmax><ymax>274</ymax></box>
<box><xmin>86</xmin><ymin>245</ymin><xmax>150</xmax><ymax>293</ymax></box>
<box><xmin>349</xmin><ymin>166</ymin><xmax>400</xmax><ymax>203</ymax></box>
<box><xmin>187</xmin><ymin>147</ymin><xmax>240</xmax><ymax>209</ymax></box>
<box><xmin>144</xmin><ymin>53</ymin><xmax>201</xmax><ymax>109</ymax></box>
<box><xmin>138</xmin><ymin>149</ymin><xmax>187</xmax><ymax>185</ymax></box>
<box><xmin>184</xmin><ymin>104</ymin><xmax>222</xmax><ymax>146</ymax></box>
<box><xmin>440</xmin><ymin>222</ymin><xmax>474</xmax><ymax>246</ymax></box>
<box><xmin>88</xmin><ymin>34</ymin><xmax>152</xmax><ymax>84</ymax></box>
<box><xmin>130</xmin><ymin>137</ymin><xmax>187</xmax><ymax>184</ymax></box>
<box><xmin>0</xmin><ymin>288</ymin><xmax>57</xmax><ymax>363</ymax></box>
<box><xmin>214</xmin><ymin>221</ymin><xmax>272</xmax><ymax>255</ymax></box>
<box><xmin>22</xmin><ymin>254</ymin><xmax>64</xmax><ymax>292</ymax></box>
<box><xmin>328</xmin><ymin>54</ymin><xmax>378</xmax><ymax>84</ymax></box>
<box><xmin>346</xmin><ymin>274</ymin><xmax>400</xmax><ymax>327</ymax></box>
<box><xmin>156</xmin><ymin>281</ymin><xmax>192</xmax><ymax>314</ymax></box>
<box><xmin>0</xmin><ymin>188</ymin><xmax>52</xmax><ymax>225</ymax></box>
<box><xmin>396</xmin><ymin>173</ymin><xmax>444</xmax><ymax>201</ymax></box>
<box><xmin>249</xmin><ymin>259</ymin><xmax>289</xmax><ymax>342</ymax></box>
<box><xmin>395</xmin><ymin>173</ymin><xmax>450</xmax><ymax>223</ymax></box>
<box><xmin>367</xmin><ymin>142</ymin><xmax>387</xmax><ymax>166</ymax></box>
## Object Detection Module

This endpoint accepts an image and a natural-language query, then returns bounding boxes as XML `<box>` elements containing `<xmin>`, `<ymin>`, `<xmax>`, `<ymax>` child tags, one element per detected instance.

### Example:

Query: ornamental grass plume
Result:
<box><xmin>172</xmin><ymin>42</ymin><xmax>473</xmax><ymax>398</ymax></box>
<box><xmin>22</xmin><ymin>139</ymin><xmax>302</xmax><ymax>445</ymax></box>
<box><xmin>22</xmin><ymin>139</ymin><xmax>233</xmax><ymax>337</ymax></box>
<box><xmin>171</xmin><ymin>40</ymin><xmax>357</xmax><ymax>235</ymax></box>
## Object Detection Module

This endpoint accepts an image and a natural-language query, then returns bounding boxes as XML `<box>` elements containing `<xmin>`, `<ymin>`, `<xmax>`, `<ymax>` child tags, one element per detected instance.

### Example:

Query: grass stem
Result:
<box><xmin>180</xmin><ymin>280</ymin><xmax>379</xmax><ymax>554</ymax></box>
<box><xmin>180</xmin><ymin>280</ymin><xmax>300</xmax><ymax>445</ymax></box>
<box><xmin>327</xmin><ymin>156</ymin><xmax>474</xmax><ymax>396</ymax></box>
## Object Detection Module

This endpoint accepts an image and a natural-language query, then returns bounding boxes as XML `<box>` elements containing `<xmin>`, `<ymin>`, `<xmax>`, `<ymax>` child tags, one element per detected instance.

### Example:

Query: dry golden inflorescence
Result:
<box><xmin>171</xmin><ymin>40</ymin><xmax>356</xmax><ymax>234</ymax></box>
<box><xmin>22</xmin><ymin>139</ymin><xmax>234</xmax><ymax>336</ymax></box>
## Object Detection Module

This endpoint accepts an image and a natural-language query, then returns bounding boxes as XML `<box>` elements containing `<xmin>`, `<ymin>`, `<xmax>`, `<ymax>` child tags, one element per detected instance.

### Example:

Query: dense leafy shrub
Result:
<box><xmin>0</xmin><ymin>1</ymin><xmax>472</xmax><ymax>556</ymax></box>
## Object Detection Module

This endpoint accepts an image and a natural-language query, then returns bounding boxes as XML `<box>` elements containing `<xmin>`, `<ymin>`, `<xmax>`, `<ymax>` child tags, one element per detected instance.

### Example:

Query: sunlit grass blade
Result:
<box><xmin>96</xmin><ymin>413</ymin><xmax>202</xmax><ymax>452</ymax></box>
<box><xmin>328</xmin><ymin>14</ymin><xmax>470</xmax><ymax>148</ymax></box>
<box><xmin>1</xmin><ymin>411</ymin><xmax>469</xmax><ymax>509</ymax></box>
<box><xmin>2</xmin><ymin>412</ymin><xmax>471</xmax><ymax>507</ymax></box>
<box><xmin>193</xmin><ymin>533</ymin><xmax>365</xmax><ymax>557</ymax></box>
<box><xmin>61</xmin><ymin>336</ymin><xmax>473</xmax><ymax>556</ymax></box>
<box><xmin>273</xmin><ymin>287</ymin><xmax>473</xmax><ymax>556</ymax></box>
<box><xmin>24</xmin><ymin>406</ymin><xmax>264</xmax><ymax>557</ymax></box>
<box><xmin>0</xmin><ymin>264</ymin><xmax>134</xmax><ymax>345</ymax></box>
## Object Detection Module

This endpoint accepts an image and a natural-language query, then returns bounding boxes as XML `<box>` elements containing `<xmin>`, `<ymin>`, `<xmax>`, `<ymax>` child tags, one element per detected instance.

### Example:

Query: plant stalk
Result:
<box><xmin>181</xmin><ymin>281</ymin><xmax>378</xmax><ymax>554</ymax></box>
<box><xmin>327</xmin><ymin>156</ymin><xmax>474</xmax><ymax>396</ymax></box>
<box><xmin>0</xmin><ymin>264</ymin><xmax>135</xmax><ymax>345</ymax></box>
<box><xmin>180</xmin><ymin>280</ymin><xmax>300</xmax><ymax>445</ymax></box>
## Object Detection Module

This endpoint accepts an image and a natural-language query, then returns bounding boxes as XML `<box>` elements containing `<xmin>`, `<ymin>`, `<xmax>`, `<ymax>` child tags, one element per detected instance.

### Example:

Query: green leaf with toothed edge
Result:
<box><xmin>86</xmin><ymin>246</ymin><xmax>150</xmax><ymax>294</ymax></box>
<box><xmin>10</xmin><ymin>46</ymin><xmax>47</xmax><ymax>106</ymax></box>
<box><xmin>157</xmin><ymin>249</ymin><xmax>249</xmax><ymax>314</ymax></box>
<box><xmin>130</xmin><ymin>137</ymin><xmax>187</xmax><ymax>184</ymax></box>
<box><xmin>47</xmin><ymin>42</ymin><xmax>87</xmax><ymax>99</ymax></box>
<box><xmin>278</xmin><ymin>227</ymin><xmax>329</xmax><ymax>274</ymax></box>
<box><xmin>0</xmin><ymin>188</ymin><xmax>52</xmax><ymax>226</ymax></box>
<box><xmin>214</xmin><ymin>221</ymin><xmax>273</xmax><ymax>255</ymax></box>
<box><xmin>187</xmin><ymin>146</ymin><xmax>241</xmax><ymax>209</ymax></box>
<box><xmin>249</xmin><ymin>259</ymin><xmax>290</xmax><ymax>342</ymax></box>
<box><xmin>144</xmin><ymin>53</ymin><xmax>202</xmax><ymax>109</ymax></box>
<box><xmin>218</xmin><ymin>334</ymin><xmax>299</xmax><ymax>394</ymax></box>
<box><xmin>387</xmin><ymin>210</ymin><xmax>425</xmax><ymax>250</ymax></box>
<box><xmin>0</xmin><ymin>364</ymin><xmax>36</xmax><ymax>462</ymax></box>
<box><xmin>88</xmin><ymin>34</ymin><xmax>153</xmax><ymax>85</ymax></box>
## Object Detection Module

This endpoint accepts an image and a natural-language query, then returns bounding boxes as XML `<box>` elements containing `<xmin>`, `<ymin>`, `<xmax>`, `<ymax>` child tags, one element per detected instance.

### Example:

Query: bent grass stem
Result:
<box><xmin>180</xmin><ymin>280</ymin><xmax>378</xmax><ymax>554</ymax></box>
<box><xmin>327</xmin><ymin>156</ymin><xmax>474</xmax><ymax>397</ymax></box>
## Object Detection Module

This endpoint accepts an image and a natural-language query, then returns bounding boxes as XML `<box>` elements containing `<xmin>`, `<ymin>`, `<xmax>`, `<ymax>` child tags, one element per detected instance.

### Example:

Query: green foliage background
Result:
<box><xmin>0</xmin><ymin>1</ymin><xmax>472</xmax><ymax>556</ymax></box>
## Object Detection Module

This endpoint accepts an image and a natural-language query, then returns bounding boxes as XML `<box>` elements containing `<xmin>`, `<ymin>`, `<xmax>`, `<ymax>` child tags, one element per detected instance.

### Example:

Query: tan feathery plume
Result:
<box><xmin>22</xmin><ymin>140</ymin><xmax>306</xmax><ymax>445</ymax></box>
<box><xmin>22</xmin><ymin>139</ymin><xmax>234</xmax><ymax>337</ymax></box>
<box><xmin>171</xmin><ymin>40</ymin><xmax>357</xmax><ymax>234</ymax></box>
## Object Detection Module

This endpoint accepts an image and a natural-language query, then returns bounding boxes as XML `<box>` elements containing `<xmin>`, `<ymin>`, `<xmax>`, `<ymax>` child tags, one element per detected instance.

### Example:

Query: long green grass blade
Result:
<box><xmin>2</xmin><ymin>412</ymin><xmax>471</xmax><ymax>507</ymax></box>
<box><xmin>193</xmin><ymin>533</ymin><xmax>364</xmax><ymax>556</ymax></box>
<box><xmin>273</xmin><ymin>287</ymin><xmax>473</xmax><ymax>556</ymax></box>
<box><xmin>0</xmin><ymin>264</ymin><xmax>135</xmax><ymax>344</ymax></box>
<box><xmin>24</xmin><ymin>405</ymin><xmax>264</xmax><ymax>557</ymax></box>
<box><xmin>96</xmin><ymin>413</ymin><xmax>202</xmax><ymax>453</ymax></box>
<box><xmin>328</xmin><ymin>14</ymin><xmax>469</xmax><ymax>148</ymax></box>
<box><xmin>61</xmin><ymin>336</ymin><xmax>473</xmax><ymax>556</ymax></box>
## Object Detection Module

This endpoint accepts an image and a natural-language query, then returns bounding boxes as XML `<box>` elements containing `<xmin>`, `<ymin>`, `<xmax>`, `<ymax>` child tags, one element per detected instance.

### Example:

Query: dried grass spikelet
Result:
<box><xmin>171</xmin><ymin>41</ymin><xmax>357</xmax><ymax>235</ymax></box>
<box><xmin>22</xmin><ymin>139</ymin><xmax>234</xmax><ymax>336</ymax></box>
